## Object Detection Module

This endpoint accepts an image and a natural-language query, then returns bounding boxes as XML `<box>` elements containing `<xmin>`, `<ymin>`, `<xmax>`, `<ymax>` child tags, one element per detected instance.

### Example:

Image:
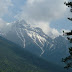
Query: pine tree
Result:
<box><xmin>62</xmin><ymin>1</ymin><xmax>72</xmax><ymax>69</ymax></box>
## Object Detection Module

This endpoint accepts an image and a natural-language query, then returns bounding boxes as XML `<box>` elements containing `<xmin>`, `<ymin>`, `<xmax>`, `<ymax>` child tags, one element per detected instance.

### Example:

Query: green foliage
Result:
<box><xmin>62</xmin><ymin>1</ymin><xmax>72</xmax><ymax>70</ymax></box>
<box><xmin>0</xmin><ymin>36</ymin><xmax>67</xmax><ymax>72</ymax></box>
<box><xmin>0</xmin><ymin>36</ymin><xmax>43</xmax><ymax>72</ymax></box>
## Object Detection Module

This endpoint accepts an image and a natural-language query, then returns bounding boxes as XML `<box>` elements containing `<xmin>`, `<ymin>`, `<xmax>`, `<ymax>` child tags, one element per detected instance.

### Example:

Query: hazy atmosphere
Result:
<box><xmin>0</xmin><ymin>0</ymin><xmax>72</xmax><ymax>72</ymax></box>
<box><xmin>0</xmin><ymin>0</ymin><xmax>71</xmax><ymax>38</ymax></box>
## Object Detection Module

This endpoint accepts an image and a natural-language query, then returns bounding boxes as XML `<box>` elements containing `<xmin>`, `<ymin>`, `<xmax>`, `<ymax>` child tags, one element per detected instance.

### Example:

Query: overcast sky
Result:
<box><xmin>0</xmin><ymin>0</ymin><xmax>71</xmax><ymax>38</ymax></box>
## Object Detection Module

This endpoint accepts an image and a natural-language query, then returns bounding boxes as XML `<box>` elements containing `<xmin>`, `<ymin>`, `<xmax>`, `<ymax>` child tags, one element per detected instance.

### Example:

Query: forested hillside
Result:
<box><xmin>0</xmin><ymin>36</ymin><xmax>70</xmax><ymax>72</ymax></box>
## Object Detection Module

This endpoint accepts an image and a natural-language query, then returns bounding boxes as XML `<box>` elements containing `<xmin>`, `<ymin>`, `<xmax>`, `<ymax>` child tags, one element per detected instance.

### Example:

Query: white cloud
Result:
<box><xmin>51</xmin><ymin>28</ymin><xmax>60</xmax><ymax>38</ymax></box>
<box><xmin>34</xmin><ymin>22</ymin><xmax>60</xmax><ymax>38</ymax></box>
<box><xmin>15</xmin><ymin>0</ymin><xmax>69</xmax><ymax>38</ymax></box>
<box><xmin>0</xmin><ymin>0</ymin><xmax>13</xmax><ymax>17</ymax></box>
<box><xmin>0</xmin><ymin>18</ymin><xmax>7</xmax><ymax>34</ymax></box>
<box><xmin>0</xmin><ymin>0</ymin><xmax>13</xmax><ymax>34</ymax></box>
<box><xmin>0</xmin><ymin>18</ymin><xmax>11</xmax><ymax>34</ymax></box>
<box><xmin>16</xmin><ymin>0</ymin><xmax>68</xmax><ymax>22</ymax></box>
<box><xmin>0</xmin><ymin>18</ymin><xmax>6</xmax><ymax>29</ymax></box>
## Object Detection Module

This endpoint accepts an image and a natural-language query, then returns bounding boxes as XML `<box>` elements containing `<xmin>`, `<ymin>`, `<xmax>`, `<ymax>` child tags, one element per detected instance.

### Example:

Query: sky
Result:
<box><xmin>0</xmin><ymin>0</ymin><xmax>71</xmax><ymax>38</ymax></box>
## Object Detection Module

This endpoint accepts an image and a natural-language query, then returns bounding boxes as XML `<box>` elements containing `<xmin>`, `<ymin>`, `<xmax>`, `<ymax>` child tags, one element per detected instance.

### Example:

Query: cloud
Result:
<box><xmin>35</xmin><ymin>22</ymin><xmax>60</xmax><ymax>38</ymax></box>
<box><xmin>0</xmin><ymin>18</ymin><xmax>7</xmax><ymax>34</ymax></box>
<box><xmin>0</xmin><ymin>0</ymin><xmax>13</xmax><ymax>17</ymax></box>
<box><xmin>0</xmin><ymin>18</ymin><xmax>11</xmax><ymax>34</ymax></box>
<box><xmin>15</xmin><ymin>0</ymin><xmax>69</xmax><ymax>38</ymax></box>
<box><xmin>51</xmin><ymin>28</ymin><xmax>61</xmax><ymax>38</ymax></box>
<box><xmin>0</xmin><ymin>18</ymin><xmax>6</xmax><ymax>29</ymax></box>
<box><xmin>16</xmin><ymin>0</ymin><xmax>68</xmax><ymax>22</ymax></box>
<box><xmin>0</xmin><ymin>0</ymin><xmax>13</xmax><ymax>34</ymax></box>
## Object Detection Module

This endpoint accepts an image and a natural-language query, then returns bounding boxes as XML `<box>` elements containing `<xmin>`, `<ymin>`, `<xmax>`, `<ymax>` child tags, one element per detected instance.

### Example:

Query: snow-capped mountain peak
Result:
<box><xmin>3</xmin><ymin>20</ymin><xmax>51</xmax><ymax>55</ymax></box>
<box><xmin>0</xmin><ymin>20</ymin><xmax>69</xmax><ymax>65</ymax></box>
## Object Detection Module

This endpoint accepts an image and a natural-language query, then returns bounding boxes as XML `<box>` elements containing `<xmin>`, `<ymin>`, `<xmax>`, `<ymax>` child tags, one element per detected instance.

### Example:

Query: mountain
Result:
<box><xmin>0</xmin><ymin>36</ymin><xmax>70</xmax><ymax>72</ymax></box>
<box><xmin>1</xmin><ymin>20</ymin><xmax>69</xmax><ymax>65</ymax></box>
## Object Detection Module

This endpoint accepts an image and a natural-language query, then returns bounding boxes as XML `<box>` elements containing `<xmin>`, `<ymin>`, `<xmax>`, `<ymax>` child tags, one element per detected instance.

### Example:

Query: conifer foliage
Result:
<box><xmin>62</xmin><ymin>1</ymin><xmax>72</xmax><ymax>69</ymax></box>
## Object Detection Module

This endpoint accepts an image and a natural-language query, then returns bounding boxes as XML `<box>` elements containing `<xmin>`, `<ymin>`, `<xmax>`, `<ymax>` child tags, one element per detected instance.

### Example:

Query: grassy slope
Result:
<box><xmin>0</xmin><ymin>36</ymin><xmax>44</xmax><ymax>72</ymax></box>
<box><xmin>0</xmin><ymin>36</ymin><xmax>70</xmax><ymax>72</ymax></box>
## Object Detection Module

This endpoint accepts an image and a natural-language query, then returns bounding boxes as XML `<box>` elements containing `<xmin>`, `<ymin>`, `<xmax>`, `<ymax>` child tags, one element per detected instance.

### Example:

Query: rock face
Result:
<box><xmin>1</xmin><ymin>20</ymin><xmax>69</xmax><ymax>65</ymax></box>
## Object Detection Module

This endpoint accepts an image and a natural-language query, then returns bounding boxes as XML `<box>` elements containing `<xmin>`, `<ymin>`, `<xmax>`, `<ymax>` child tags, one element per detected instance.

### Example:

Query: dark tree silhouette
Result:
<box><xmin>62</xmin><ymin>1</ymin><xmax>72</xmax><ymax>69</ymax></box>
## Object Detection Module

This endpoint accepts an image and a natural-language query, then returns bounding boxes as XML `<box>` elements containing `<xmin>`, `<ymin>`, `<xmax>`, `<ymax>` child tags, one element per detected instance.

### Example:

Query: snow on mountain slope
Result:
<box><xmin>2</xmin><ymin>20</ymin><xmax>51</xmax><ymax>56</ymax></box>
<box><xmin>1</xmin><ymin>20</ymin><xmax>69</xmax><ymax>65</ymax></box>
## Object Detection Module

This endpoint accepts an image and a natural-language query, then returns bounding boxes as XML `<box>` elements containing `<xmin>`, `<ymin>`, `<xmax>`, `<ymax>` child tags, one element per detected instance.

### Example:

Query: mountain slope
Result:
<box><xmin>1</xmin><ymin>20</ymin><xmax>69</xmax><ymax>65</ymax></box>
<box><xmin>0</xmin><ymin>36</ymin><xmax>70</xmax><ymax>72</ymax></box>
<box><xmin>0</xmin><ymin>36</ymin><xmax>41</xmax><ymax>72</ymax></box>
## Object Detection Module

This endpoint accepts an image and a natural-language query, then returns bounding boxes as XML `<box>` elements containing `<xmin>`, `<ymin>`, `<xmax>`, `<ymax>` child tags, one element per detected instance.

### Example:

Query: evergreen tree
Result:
<box><xmin>62</xmin><ymin>1</ymin><xmax>72</xmax><ymax>69</ymax></box>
